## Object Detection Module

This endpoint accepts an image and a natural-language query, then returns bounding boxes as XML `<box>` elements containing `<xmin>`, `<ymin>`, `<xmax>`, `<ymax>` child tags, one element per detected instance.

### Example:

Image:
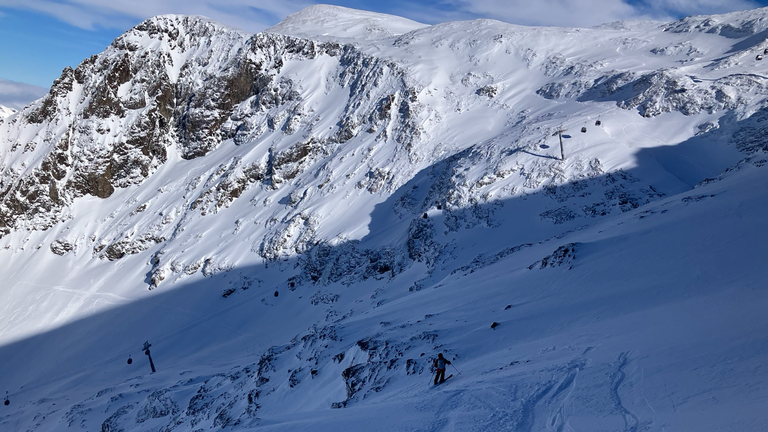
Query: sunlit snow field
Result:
<box><xmin>0</xmin><ymin>5</ymin><xmax>767</xmax><ymax>431</ymax></box>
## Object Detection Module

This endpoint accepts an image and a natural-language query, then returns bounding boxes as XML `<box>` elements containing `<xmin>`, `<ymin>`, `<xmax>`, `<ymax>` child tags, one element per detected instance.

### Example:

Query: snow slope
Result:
<box><xmin>0</xmin><ymin>105</ymin><xmax>15</xmax><ymax>119</ymax></box>
<box><xmin>266</xmin><ymin>4</ymin><xmax>429</xmax><ymax>41</ymax></box>
<box><xmin>0</xmin><ymin>5</ymin><xmax>767</xmax><ymax>431</ymax></box>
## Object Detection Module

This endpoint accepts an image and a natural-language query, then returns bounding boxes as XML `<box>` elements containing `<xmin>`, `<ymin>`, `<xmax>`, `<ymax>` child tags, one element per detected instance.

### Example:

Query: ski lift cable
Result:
<box><xmin>151</xmin><ymin>290</ymin><xmax>267</xmax><ymax>345</ymax></box>
<box><xmin>6</xmin><ymin>347</ymin><xmax>146</xmax><ymax>399</ymax></box>
<box><xmin>4</xmin><ymin>284</ymin><xmax>278</xmax><ymax>400</ymax></box>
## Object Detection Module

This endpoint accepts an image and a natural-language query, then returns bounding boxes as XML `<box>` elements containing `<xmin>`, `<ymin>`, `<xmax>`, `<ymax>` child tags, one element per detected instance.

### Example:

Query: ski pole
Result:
<box><xmin>451</xmin><ymin>364</ymin><xmax>462</xmax><ymax>375</ymax></box>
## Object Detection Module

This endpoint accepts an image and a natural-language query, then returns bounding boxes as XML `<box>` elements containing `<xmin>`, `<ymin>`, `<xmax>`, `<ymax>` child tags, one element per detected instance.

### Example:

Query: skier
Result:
<box><xmin>433</xmin><ymin>353</ymin><xmax>451</xmax><ymax>384</ymax></box>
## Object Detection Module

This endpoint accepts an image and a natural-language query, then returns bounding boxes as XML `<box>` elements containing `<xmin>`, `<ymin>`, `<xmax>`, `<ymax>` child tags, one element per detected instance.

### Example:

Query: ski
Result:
<box><xmin>433</xmin><ymin>374</ymin><xmax>453</xmax><ymax>386</ymax></box>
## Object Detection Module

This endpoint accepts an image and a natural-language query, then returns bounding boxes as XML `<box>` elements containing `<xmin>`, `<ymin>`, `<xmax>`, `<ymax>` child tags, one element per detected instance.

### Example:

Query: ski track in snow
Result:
<box><xmin>610</xmin><ymin>352</ymin><xmax>641</xmax><ymax>432</ymax></box>
<box><xmin>0</xmin><ymin>5</ymin><xmax>768</xmax><ymax>432</ymax></box>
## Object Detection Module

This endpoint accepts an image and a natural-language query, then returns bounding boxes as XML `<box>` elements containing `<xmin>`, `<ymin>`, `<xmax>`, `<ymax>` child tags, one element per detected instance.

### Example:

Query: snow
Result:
<box><xmin>266</xmin><ymin>4</ymin><xmax>429</xmax><ymax>41</ymax></box>
<box><xmin>0</xmin><ymin>5</ymin><xmax>767</xmax><ymax>432</ymax></box>
<box><xmin>0</xmin><ymin>104</ymin><xmax>16</xmax><ymax>119</ymax></box>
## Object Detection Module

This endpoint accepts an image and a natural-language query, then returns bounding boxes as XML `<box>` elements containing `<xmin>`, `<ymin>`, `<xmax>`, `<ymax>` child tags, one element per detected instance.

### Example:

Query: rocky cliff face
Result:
<box><xmin>0</xmin><ymin>9</ymin><xmax>766</xmax><ymax>291</ymax></box>
<box><xmin>0</xmin><ymin>15</ymin><xmax>422</xmax><ymax>259</ymax></box>
<box><xmin>2</xmin><ymin>6</ymin><xmax>768</xmax><ymax>432</ymax></box>
<box><xmin>0</xmin><ymin>16</ymin><xmax>248</xmax><ymax>234</ymax></box>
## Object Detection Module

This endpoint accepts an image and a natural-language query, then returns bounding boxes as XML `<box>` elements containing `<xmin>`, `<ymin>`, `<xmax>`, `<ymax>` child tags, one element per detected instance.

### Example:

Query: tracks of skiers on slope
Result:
<box><xmin>421</xmin><ymin>351</ymin><xmax>648</xmax><ymax>432</ymax></box>
<box><xmin>2</xmin><ymin>284</ymin><xmax>279</xmax><ymax>402</ymax></box>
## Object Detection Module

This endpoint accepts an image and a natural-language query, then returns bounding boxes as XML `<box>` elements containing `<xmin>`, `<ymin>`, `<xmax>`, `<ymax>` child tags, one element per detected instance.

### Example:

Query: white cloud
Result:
<box><xmin>457</xmin><ymin>0</ymin><xmax>643</xmax><ymax>27</ymax></box>
<box><xmin>0</xmin><ymin>78</ymin><xmax>48</xmax><ymax>109</ymax></box>
<box><xmin>0</xmin><ymin>0</ymin><xmax>312</xmax><ymax>32</ymax></box>
<box><xmin>640</xmin><ymin>0</ymin><xmax>760</xmax><ymax>17</ymax></box>
<box><xmin>441</xmin><ymin>0</ymin><xmax>762</xmax><ymax>27</ymax></box>
<box><xmin>0</xmin><ymin>0</ymin><xmax>764</xmax><ymax>33</ymax></box>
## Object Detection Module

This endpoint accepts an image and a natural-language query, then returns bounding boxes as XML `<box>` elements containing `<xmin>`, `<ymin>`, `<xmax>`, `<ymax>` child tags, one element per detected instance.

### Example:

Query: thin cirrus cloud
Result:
<box><xmin>433</xmin><ymin>0</ymin><xmax>763</xmax><ymax>27</ymax></box>
<box><xmin>641</xmin><ymin>0</ymin><xmax>762</xmax><ymax>15</ymax></box>
<box><xmin>0</xmin><ymin>77</ymin><xmax>48</xmax><ymax>110</ymax></box>
<box><xmin>444</xmin><ymin>0</ymin><xmax>641</xmax><ymax>27</ymax></box>
<box><xmin>0</xmin><ymin>0</ymin><xmax>764</xmax><ymax>32</ymax></box>
<box><xmin>0</xmin><ymin>0</ymin><xmax>312</xmax><ymax>32</ymax></box>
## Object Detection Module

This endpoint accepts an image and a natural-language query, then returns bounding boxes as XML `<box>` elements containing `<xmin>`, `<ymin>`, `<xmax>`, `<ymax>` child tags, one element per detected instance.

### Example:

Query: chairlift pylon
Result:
<box><xmin>143</xmin><ymin>341</ymin><xmax>156</xmax><ymax>373</ymax></box>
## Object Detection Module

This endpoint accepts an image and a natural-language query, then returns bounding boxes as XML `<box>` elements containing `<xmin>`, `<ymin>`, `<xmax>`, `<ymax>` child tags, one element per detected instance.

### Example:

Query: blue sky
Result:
<box><xmin>0</xmin><ymin>0</ymin><xmax>766</xmax><ymax>88</ymax></box>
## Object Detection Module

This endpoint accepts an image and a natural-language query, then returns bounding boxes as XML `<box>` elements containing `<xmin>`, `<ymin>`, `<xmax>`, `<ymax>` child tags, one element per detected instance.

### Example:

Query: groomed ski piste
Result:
<box><xmin>0</xmin><ymin>5</ymin><xmax>767</xmax><ymax>431</ymax></box>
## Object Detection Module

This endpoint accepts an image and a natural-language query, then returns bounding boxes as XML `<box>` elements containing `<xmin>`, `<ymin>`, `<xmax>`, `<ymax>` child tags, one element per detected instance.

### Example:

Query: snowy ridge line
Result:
<box><xmin>2</xmin><ymin>6</ymin><xmax>768</xmax><ymax>430</ymax></box>
<box><xmin>4</xmin><ymin>283</ymin><xmax>278</xmax><ymax>400</ymax></box>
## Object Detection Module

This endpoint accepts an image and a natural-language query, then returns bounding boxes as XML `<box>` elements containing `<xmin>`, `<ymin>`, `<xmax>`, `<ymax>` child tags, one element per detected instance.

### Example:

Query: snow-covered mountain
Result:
<box><xmin>0</xmin><ymin>77</ymin><xmax>48</xmax><ymax>111</ymax></box>
<box><xmin>266</xmin><ymin>4</ymin><xmax>429</xmax><ymax>41</ymax></box>
<box><xmin>0</xmin><ymin>105</ymin><xmax>16</xmax><ymax>119</ymax></box>
<box><xmin>0</xmin><ymin>5</ymin><xmax>767</xmax><ymax>431</ymax></box>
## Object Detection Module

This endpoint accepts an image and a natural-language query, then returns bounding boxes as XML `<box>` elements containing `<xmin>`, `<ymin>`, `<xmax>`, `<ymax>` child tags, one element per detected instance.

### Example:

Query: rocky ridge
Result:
<box><xmin>1</xmin><ymin>9</ymin><xmax>767</xmax><ymax>289</ymax></box>
<box><xmin>1</xmin><ymin>7</ymin><xmax>768</xmax><ymax>430</ymax></box>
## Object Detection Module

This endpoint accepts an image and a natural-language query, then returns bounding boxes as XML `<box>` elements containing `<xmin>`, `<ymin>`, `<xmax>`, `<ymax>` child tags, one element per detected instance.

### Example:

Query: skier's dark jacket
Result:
<box><xmin>435</xmin><ymin>357</ymin><xmax>450</xmax><ymax>371</ymax></box>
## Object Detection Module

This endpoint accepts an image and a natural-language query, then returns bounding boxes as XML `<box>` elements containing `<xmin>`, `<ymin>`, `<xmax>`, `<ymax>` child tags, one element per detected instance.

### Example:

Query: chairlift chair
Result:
<box><xmin>595</xmin><ymin>119</ymin><xmax>601</xmax><ymax>126</ymax></box>
<box><xmin>127</xmin><ymin>356</ymin><xmax>133</xmax><ymax>365</ymax></box>
<box><xmin>757</xmin><ymin>55</ymin><xmax>764</xmax><ymax>61</ymax></box>
<box><xmin>581</xmin><ymin>126</ymin><xmax>587</xmax><ymax>133</ymax></box>
<box><xmin>274</xmin><ymin>290</ymin><xmax>279</xmax><ymax>297</ymax></box>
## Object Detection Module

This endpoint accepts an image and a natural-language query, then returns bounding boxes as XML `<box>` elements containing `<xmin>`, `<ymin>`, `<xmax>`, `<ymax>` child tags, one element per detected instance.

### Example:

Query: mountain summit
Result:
<box><xmin>266</xmin><ymin>4</ymin><xmax>429</xmax><ymax>40</ymax></box>
<box><xmin>0</xmin><ymin>6</ymin><xmax>767</xmax><ymax>431</ymax></box>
